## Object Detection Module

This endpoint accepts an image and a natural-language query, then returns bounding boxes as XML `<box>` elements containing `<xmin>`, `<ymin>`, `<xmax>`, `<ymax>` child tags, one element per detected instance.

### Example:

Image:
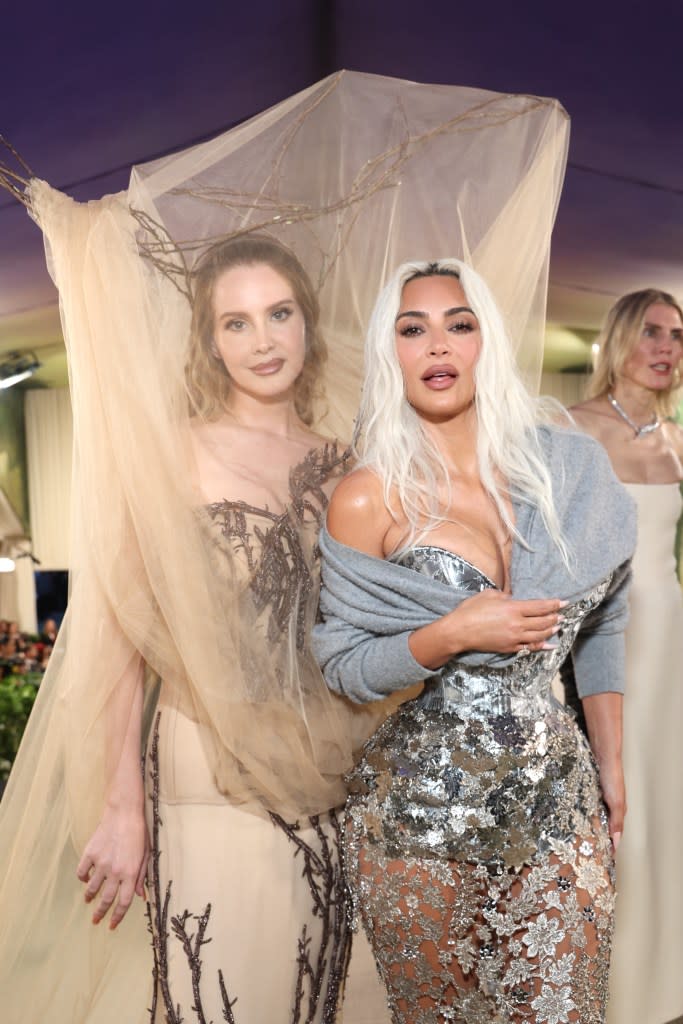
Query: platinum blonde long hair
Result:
<box><xmin>356</xmin><ymin>258</ymin><xmax>569</xmax><ymax>563</ymax></box>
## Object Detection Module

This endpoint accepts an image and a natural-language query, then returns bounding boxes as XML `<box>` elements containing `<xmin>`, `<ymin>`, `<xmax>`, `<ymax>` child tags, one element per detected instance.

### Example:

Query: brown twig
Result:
<box><xmin>129</xmin><ymin>81</ymin><xmax>553</xmax><ymax>304</ymax></box>
<box><xmin>0</xmin><ymin>136</ymin><xmax>34</xmax><ymax>208</ymax></box>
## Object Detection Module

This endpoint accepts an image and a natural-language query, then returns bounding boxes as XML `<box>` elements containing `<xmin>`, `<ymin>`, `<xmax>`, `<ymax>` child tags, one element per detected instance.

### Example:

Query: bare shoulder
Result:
<box><xmin>187</xmin><ymin>415</ymin><xmax>219</xmax><ymax>462</ymax></box>
<box><xmin>188</xmin><ymin>413</ymin><xmax>233</xmax><ymax>446</ymax></box>
<box><xmin>326</xmin><ymin>468</ymin><xmax>392</xmax><ymax>557</ymax></box>
<box><xmin>327</xmin><ymin>468</ymin><xmax>386</xmax><ymax>522</ymax></box>
<box><xmin>663</xmin><ymin>418</ymin><xmax>683</xmax><ymax>458</ymax></box>
<box><xmin>568</xmin><ymin>396</ymin><xmax>603</xmax><ymax>418</ymax></box>
<box><xmin>567</xmin><ymin>396</ymin><xmax>610</xmax><ymax>438</ymax></box>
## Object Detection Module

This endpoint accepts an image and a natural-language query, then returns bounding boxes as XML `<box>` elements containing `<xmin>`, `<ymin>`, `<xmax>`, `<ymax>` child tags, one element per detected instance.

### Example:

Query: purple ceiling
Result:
<box><xmin>1</xmin><ymin>0</ymin><xmax>681</xmax><ymax>375</ymax></box>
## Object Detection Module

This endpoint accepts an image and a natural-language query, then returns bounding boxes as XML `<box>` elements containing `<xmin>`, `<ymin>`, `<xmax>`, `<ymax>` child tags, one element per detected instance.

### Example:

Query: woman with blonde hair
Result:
<box><xmin>314</xmin><ymin>258</ymin><xmax>636</xmax><ymax>1022</ymax></box>
<box><xmin>572</xmin><ymin>288</ymin><xmax>682</xmax><ymax>474</ymax></box>
<box><xmin>78</xmin><ymin>232</ymin><xmax>358</xmax><ymax>1022</ymax></box>
<box><xmin>570</xmin><ymin>289</ymin><xmax>683</xmax><ymax>1024</ymax></box>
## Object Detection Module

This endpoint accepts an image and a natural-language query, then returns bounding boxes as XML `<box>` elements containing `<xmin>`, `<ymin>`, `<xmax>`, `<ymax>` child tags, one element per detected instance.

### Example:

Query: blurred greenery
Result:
<box><xmin>0</xmin><ymin>673</ymin><xmax>42</xmax><ymax>782</ymax></box>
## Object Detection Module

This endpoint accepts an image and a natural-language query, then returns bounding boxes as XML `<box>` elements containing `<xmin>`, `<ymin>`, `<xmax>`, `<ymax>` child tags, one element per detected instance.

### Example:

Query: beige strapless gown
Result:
<box><xmin>607</xmin><ymin>482</ymin><xmax>683</xmax><ymax>1024</ymax></box>
<box><xmin>145</xmin><ymin>446</ymin><xmax>391</xmax><ymax>1024</ymax></box>
<box><xmin>148</xmin><ymin>706</ymin><xmax>390</xmax><ymax>1024</ymax></box>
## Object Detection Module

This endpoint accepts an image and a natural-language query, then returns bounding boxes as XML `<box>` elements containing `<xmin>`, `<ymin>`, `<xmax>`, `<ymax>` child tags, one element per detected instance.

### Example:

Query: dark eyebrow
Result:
<box><xmin>395</xmin><ymin>309</ymin><xmax>427</xmax><ymax>323</ymax></box>
<box><xmin>395</xmin><ymin>305</ymin><xmax>475</xmax><ymax>324</ymax></box>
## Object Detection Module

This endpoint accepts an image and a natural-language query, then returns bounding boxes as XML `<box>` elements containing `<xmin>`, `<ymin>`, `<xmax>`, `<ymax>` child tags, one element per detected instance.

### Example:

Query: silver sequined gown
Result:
<box><xmin>345</xmin><ymin>546</ymin><xmax>615</xmax><ymax>1024</ymax></box>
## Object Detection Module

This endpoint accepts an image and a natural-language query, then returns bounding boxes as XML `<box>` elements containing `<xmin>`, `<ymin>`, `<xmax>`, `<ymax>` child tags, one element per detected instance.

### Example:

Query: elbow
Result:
<box><xmin>324</xmin><ymin>667</ymin><xmax>375</xmax><ymax>704</ymax></box>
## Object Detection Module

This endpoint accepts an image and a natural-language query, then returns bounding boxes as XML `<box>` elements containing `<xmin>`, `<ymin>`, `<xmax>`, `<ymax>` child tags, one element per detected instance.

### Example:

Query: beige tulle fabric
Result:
<box><xmin>0</xmin><ymin>71</ymin><xmax>568</xmax><ymax>1022</ymax></box>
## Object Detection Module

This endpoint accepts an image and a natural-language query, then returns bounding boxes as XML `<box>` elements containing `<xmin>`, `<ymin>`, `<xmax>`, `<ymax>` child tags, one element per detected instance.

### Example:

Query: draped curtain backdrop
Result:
<box><xmin>25</xmin><ymin>388</ymin><xmax>73</xmax><ymax>571</ymax></box>
<box><xmin>540</xmin><ymin>371</ymin><xmax>588</xmax><ymax>408</ymax></box>
<box><xmin>12</xmin><ymin>388</ymin><xmax>74</xmax><ymax>632</ymax></box>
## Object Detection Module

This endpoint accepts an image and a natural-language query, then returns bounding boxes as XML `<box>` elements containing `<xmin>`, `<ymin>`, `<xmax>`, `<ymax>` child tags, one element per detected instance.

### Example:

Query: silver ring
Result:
<box><xmin>519</xmin><ymin>644</ymin><xmax>531</xmax><ymax>656</ymax></box>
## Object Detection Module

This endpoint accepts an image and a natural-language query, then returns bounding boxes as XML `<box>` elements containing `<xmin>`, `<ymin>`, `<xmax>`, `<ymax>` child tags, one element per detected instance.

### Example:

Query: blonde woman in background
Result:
<box><xmin>570</xmin><ymin>289</ymin><xmax>683</xmax><ymax>1024</ymax></box>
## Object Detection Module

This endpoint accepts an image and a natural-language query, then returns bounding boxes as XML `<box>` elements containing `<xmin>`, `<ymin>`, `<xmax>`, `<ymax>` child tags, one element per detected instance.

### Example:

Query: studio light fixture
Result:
<box><xmin>0</xmin><ymin>541</ymin><xmax>39</xmax><ymax>574</ymax></box>
<box><xmin>0</xmin><ymin>350</ymin><xmax>41</xmax><ymax>389</ymax></box>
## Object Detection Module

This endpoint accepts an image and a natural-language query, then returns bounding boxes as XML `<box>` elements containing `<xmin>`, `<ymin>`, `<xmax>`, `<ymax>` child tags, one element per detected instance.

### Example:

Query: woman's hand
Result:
<box><xmin>446</xmin><ymin>590</ymin><xmax>564</xmax><ymax>655</ymax></box>
<box><xmin>596</xmin><ymin>757</ymin><xmax>626</xmax><ymax>853</ymax></box>
<box><xmin>76</xmin><ymin>804</ymin><xmax>150</xmax><ymax>929</ymax></box>
<box><xmin>409</xmin><ymin>589</ymin><xmax>564</xmax><ymax>670</ymax></box>
<box><xmin>581</xmin><ymin>692</ymin><xmax>625</xmax><ymax>853</ymax></box>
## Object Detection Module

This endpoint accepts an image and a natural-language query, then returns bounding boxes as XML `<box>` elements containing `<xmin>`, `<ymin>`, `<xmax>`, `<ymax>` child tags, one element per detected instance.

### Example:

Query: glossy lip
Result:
<box><xmin>251</xmin><ymin>357</ymin><xmax>284</xmax><ymax>375</ymax></box>
<box><xmin>421</xmin><ymin>363</ymin><xmax>459</xmax><ymax>390</ymax></box>
<box><xmin>648</xmin><ymin>361</ymin><xmax>675</xmax><ymax>381</ymax></box>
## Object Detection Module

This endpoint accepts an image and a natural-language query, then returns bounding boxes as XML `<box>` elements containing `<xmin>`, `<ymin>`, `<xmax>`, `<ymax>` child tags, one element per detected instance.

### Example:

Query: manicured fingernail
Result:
<box><xmin>542</xmin><ymin>642</ymin><xmax>558</xmax><ymax>650</ymax></box>
<box><xmin>558</xmin><ymin>600</ymin><xmax>568</xmax><ymax>608</ymax></box>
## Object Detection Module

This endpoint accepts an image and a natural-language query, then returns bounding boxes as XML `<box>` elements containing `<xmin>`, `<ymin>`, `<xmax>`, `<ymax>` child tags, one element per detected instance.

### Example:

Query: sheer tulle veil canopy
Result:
<box><xmin>0</xmin><ymin>71</ymin><xmax>568</xmax><ymax>1021</ymax></box>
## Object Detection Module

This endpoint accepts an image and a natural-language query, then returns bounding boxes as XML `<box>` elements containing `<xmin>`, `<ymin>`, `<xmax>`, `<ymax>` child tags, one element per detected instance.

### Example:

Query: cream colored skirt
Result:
<box><xmin>147</xmin><ymin>703</ymin><xmax>390</xmax><ymax>1024</ymax></box>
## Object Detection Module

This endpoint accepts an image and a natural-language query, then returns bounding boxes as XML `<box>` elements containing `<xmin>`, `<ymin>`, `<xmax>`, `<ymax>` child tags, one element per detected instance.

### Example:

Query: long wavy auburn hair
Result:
<box><xmin>185</xmin><ymin>234</ymin><xmax>327</xmax><ymax>423</ymax></box>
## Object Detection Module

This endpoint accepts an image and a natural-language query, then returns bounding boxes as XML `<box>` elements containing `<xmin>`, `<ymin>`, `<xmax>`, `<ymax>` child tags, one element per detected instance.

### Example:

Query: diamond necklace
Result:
<box><xmin>607</xmin><ymin>393</ymin><xmax>661</xmax><ymax>438</ymax></box>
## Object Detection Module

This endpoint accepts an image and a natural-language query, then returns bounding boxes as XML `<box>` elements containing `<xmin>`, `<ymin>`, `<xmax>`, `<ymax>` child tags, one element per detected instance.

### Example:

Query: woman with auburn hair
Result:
<box><xmin>570</xmin><ymin>290</ymin><xmax>683</xmax><ymax>1024</ymax></box>
<box><xmin>314</xmin><ymin>259</ymin><xmax>636</xmax><ymax>1023</ymax></box>
<box><xmin>73</xmin><ymin>233</ymin><xmax>386</xmax><ymax>1024</ymax></box>
<box><xmin>186</xmin><ymin>235</ymin><xmax>326</xmax><ymax>421</ymax></box>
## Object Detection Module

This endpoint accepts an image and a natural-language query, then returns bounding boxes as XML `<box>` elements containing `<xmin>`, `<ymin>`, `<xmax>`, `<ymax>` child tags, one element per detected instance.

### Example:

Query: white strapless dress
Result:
<box><xmin>607</xmin><ymin>482</ymin><xmax>683</xmax><ymax>1024</ymax></box>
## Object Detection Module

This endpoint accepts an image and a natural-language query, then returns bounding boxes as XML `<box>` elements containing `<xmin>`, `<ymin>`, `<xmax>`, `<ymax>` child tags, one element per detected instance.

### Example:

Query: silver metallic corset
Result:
<box><xmin>404</xmin><ymin>546</ymin><xmax>610</xmax><ymax>720</ymax></box>
<box><xmin>347</xmin><ymin>547</ymin><xmax>612</xmax><ymax>871</ymax></box>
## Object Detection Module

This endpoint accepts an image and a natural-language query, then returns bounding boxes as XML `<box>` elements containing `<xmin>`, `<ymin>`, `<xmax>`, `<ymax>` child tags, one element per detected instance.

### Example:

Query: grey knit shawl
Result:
<box><xmin>313</xmin><ymin>425</ymin><xmax>637</xmax><ymax>701</ymax></box>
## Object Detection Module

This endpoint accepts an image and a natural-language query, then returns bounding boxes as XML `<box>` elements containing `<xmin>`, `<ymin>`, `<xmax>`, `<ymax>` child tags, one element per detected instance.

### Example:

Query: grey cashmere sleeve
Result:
<box><xmin>312</xmin><ymin>615</ymin><xmax>427</xmax><ymax>703</ymax></box>
<box><xmin>568</xmin><ymin>559</ymin><xmax>632</xmax><ymax>697</ymax></box>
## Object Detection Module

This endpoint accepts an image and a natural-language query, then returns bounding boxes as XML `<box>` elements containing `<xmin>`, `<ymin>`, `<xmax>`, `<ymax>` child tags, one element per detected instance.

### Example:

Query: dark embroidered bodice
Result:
<box><xmin>200</xmin><ymin>442</ymin><xmax>349</xmax><ymax>650</ymax></box>
<box><xmin>147</xmin><ymin>442</ymin><xmax>353</xmax><ymax>1024</ymax></box>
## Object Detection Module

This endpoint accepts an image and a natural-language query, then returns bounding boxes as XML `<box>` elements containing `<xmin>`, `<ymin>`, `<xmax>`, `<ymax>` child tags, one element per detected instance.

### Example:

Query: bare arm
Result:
<box><xmin>582</xmin><ymin>692</ymin><xmax>625</xmax><ymax>852</ymax></box>
<box><xmin>664</xmin><ymin>419</ymin><xmax>683</xmax><ymax>461</ymax></box>
<box><xmin>567</xmin><ymin>562</ymin><xmax>631</xmax><ymax>851</ymax></box>
<box><xmin>76</xmin><ymin>651</ymin><xmax>149</xmax><ymax>929</ymax></box>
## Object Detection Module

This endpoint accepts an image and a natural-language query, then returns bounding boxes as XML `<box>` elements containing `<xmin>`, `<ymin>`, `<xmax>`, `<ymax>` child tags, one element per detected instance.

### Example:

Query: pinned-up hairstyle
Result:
<box><xmin>356</xmin><ymin>257</ymin><xmax>569</xmax><ymax>563</ymax></box>
<box><xmin>186</xmin><ymin>234</ymin><xmax>327</xmax><ymax>422</ymax></box>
